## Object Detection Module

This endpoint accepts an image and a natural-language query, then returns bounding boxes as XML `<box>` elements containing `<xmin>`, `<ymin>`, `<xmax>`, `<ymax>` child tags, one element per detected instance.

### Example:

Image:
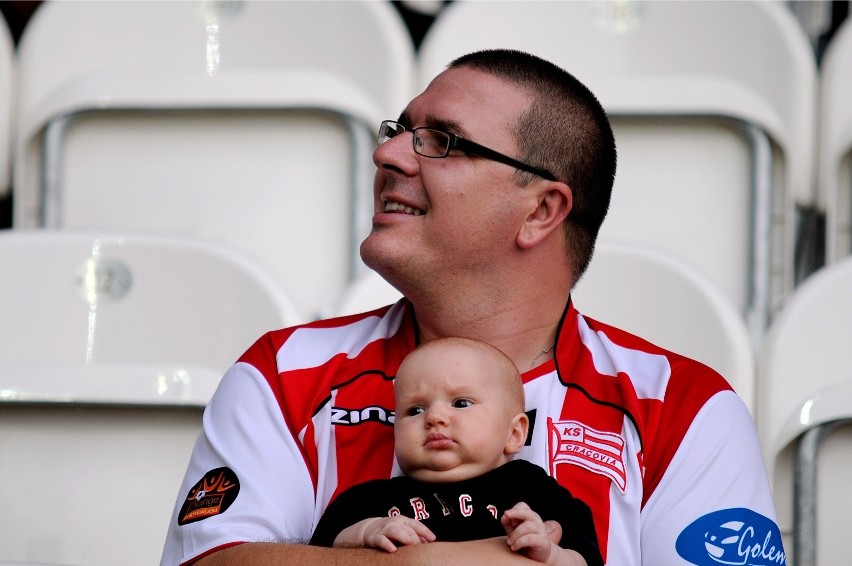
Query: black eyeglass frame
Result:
<box><xmin>378</xmin><ymin>120</ymin><xmax>557</xmax><ymax>182</ymax></box>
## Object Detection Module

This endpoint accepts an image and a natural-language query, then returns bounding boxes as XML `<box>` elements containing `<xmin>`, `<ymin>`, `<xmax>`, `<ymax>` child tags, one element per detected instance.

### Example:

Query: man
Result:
<box><xmin>162</xmin><ymin>49</ymin><xmax>784</xmax><ymax>565</ymax></box>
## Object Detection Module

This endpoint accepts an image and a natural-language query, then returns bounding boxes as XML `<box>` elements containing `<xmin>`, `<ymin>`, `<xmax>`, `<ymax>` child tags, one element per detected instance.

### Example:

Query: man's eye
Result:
<box><xmin>406</xmin><ymin>406</ymin><xmax>424</xmax><ymax>416</ymax></box>
<box><xmin>453</xmin><ymin>399</ymin><xmax>473</xmax><ymax>409</ymax></box>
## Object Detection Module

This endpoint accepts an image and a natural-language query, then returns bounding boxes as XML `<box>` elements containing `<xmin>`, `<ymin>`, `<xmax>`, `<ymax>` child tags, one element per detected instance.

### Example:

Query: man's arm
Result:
<box><xmin>640</xmin><ymin>391</ymin><xmax>784</xmax><ymax>564</ymax></box>
<box><xmin>195</xmin><ymin>538</ymin><xmax>541</xmax><ymax>565</ymax></box>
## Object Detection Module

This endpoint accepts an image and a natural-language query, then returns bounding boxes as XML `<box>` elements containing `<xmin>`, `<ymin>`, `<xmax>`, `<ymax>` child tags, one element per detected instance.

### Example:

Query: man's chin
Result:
<box><xmin>360</xmin><ymin>234</ymin><xmax>400</xmax><ymax>275</ymax></box>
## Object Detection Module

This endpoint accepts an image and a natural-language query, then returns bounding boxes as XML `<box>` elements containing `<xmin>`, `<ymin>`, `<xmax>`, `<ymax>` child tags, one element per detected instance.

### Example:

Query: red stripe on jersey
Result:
<box><xmin>554</xmin><ymin>386</ymin><xmax>627</xmax><ymax>564</ymax></box>
<box><xmin>240</xmin><ymin>305</ymin><xmax>417</xmax><ymax>501</ymax></box>
<box><xmin>327</xmin><ymin>369</ymin><xmax>396</xmax><ymax>501</ymax></box>
<box><xmin>638</xmin><ymin>354</ymin><xmax>732</xmax><ymax>507</ymax></box>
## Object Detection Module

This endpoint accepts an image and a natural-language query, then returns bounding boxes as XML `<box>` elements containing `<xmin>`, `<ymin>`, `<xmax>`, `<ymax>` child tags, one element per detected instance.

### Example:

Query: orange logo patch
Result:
<box><xmin>178</xmin><ymin>467</ymin><xmax>240</xmax><ymax>525</ymax></box>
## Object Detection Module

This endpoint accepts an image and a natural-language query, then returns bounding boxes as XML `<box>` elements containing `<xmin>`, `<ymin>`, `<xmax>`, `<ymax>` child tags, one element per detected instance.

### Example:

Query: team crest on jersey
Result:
<box><xmin>178</xmin><ymin>467</ymin><xmax>240</xmax><ymax>525</ymax></box>
<box><xmin>547</xmin><ymin>418</ymin><xmax>627</xmax><ymax>492</ymax></box>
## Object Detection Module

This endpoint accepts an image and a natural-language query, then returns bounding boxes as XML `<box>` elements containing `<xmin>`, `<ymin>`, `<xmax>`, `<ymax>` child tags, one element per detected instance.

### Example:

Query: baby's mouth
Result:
<box><xmin>425</xmin><ymin>433</ymin><xmax>453</xmax><ymax>449</ymax></box>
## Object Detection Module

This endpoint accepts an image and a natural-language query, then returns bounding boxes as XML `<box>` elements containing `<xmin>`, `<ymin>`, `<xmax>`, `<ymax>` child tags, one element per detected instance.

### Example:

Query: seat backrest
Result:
<box><xmin>0</xmin><ymin>230</ymin><xmax>302</xmax><ymax>376</ymax></box>
<box><xmin>0</xmin><ymin>402</ymin><xmax>205</xmax><ymax>566</ymax></box>
<box><xmin>0</xmin><ymin>230</ymin><xmax>302</xmax><ymax>565</ymax></box>
<box><xmin>819</xmin><ymin>17</ymin><xmax>852</xmax><ymax>262</ymax></box>
<box><xmin>757</xmin><ymin>255</ymin><xmax>852</xmax><ymax>561</ymax></box>
<box><xmin>0</xmin><ymin>15</ymin><xmax>13</xmax><ymax>196</ymax></box>
<box><xmin>12</xmin><ymin>0</ymin><xmax>416</xmax><ymax>319</ymax></box>
<box><xmin>417</xmin><ymin>0</ymin><xmax>817</xmax><ymax>336</ymax></box>
<box><xmin>16</xmin><ymin>1</ymin><xmax>413</xmax><ymax>121</ymax></box>
<box><xmin>572</xmin><ymin>242</ymin><xmax>756</xmax><ymax>413</ymax></box>
<box><xmin>335</xmin><ymin>269</ymin><xmax>403</xmax><ymax>317</ymax></box>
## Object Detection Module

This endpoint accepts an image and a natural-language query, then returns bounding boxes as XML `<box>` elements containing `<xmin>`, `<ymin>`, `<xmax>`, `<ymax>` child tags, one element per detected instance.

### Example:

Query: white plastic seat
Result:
<box><xmin>335</xmin><ymin>243</ymin><xmax>755</xmax><ymax>414</ymax></box>
<box><xmin>0</xmin><ymin>230</ymin><xmax>302</xmax><ymax>565</ymax></box>
<box><xmin>417</xmin><ymin>0</ymin><xmax>817</xmax><ymax>342</ymax></box>
<box><xmin>12</xmin><ymin>0</ymin><xmax>416</xmax><ymax>320</ymax></box>
<box><xmin>0</xmin><ymin>15</ymin><xmax>14</xmax><ymax>196</ymax></box>
<box><xmin>819</xmin><ymin>17</ymin><xmax>852</xmax><ymax>262</ymax></box>
<box><xmin>0</xmin><ymin>230</ymin><xmax>302</xmax><ymax>375</ymax></box>
<box><xmin>757</xmin><ymin>255</ymin><xmax>852</xmax><ymax>566</ymax></box>
<box><xmin>572</xmin><ymin>242</ymin><xmax>755</xmax><ymax>413</ymax></box>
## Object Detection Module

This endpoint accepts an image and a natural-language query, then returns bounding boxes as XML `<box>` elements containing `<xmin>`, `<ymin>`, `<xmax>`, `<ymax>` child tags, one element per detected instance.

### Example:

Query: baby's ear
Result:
<box><xmin>505</xmin><ymin>412</ymin><xmax>530</xmax><ymax>455</ymax></box>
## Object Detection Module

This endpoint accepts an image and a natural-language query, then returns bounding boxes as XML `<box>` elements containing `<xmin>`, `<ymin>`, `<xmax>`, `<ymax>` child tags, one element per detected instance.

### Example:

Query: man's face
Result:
<box><xmin>359</xmin><ymin>67</ymin><xmax>536</xmax><ymax>294</ymax></box>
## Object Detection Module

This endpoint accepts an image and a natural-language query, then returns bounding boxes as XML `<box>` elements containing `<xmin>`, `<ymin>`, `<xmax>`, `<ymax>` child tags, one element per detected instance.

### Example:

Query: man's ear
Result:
<box><xmin>504</xmin><ymin>412</ymin><xmax>530</xmax><ymax>455</ymax></box>
<box><xmin>517</xmin><ymin>181</ymin><xmax>573</xmax><ymax>249</ymax></box>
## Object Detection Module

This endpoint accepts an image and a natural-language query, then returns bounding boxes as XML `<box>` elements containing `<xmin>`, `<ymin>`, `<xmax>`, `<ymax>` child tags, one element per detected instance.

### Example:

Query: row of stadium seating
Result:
<box><xmin>0</xmin><ymin>1</ymin><xmax>850</xmax><ymax>565</ymax></box>
<box><xmin>1</xmin><ymin>1</ymin><xmax>850</xmax><ymax>327</ymax></box>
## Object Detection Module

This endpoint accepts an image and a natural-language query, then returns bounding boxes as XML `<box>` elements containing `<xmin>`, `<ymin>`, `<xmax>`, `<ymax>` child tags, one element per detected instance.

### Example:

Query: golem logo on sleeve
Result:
<box><xmin>676</xmin><ymin>508</ymin><xmax>786</xmax><ymax>566</ymax></box>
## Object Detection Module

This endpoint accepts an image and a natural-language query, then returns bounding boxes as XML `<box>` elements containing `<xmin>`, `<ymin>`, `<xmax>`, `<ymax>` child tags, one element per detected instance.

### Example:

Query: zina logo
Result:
<box><xmin>331</xmin><ymin>406</ymin><xmax>395</xmax><ymax>426</ymax></box>
<box><xmin>676</xmin><ymin>508</ymin><xmax>786</xmax><ymax>566</ymax></box>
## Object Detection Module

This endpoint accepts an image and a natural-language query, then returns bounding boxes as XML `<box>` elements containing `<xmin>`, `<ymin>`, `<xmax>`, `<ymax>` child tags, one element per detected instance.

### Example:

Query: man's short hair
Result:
<box><xmin>449</xmin><ymin>49</ymin><xmax>617</xmax><ymax>282</ymax></box>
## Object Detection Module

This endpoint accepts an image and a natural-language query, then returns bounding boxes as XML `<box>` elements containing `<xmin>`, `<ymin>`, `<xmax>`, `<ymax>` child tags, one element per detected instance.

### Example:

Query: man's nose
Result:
<box><xmin>373</xmin><ymin>131</ymin><xmax>418</xmax><ymax>174</ymax></box>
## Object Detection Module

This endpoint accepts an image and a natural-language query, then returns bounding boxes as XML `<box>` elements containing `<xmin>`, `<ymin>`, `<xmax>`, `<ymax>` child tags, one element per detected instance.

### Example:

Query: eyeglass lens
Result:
<box><xmin>378</xmin><ymin>121</ymin><xmax>449</xmax><ymax>158</ymax></box>
<box><xmin>378</xmin><ymin>121</ymin><xmax>404</xmax><ymax>144</ymax></box>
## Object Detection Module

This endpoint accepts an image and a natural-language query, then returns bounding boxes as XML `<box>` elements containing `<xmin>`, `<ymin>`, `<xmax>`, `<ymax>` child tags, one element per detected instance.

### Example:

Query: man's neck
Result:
<box><xmin>411</xmin><ymin>285</ymin><xmax>569</xmax><ymax>372</ymax></box>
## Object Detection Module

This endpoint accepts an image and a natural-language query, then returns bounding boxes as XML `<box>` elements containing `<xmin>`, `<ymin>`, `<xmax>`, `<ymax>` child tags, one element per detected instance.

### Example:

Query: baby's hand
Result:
<box><xmin>502</xmin><ymin>502</ymin><xmax>587</xmax><ymax>566</ymax></box>
<box><xmin>333</xmin><ymin>515</ymin><xmax>436</xmax><ymax>553</ymax></box>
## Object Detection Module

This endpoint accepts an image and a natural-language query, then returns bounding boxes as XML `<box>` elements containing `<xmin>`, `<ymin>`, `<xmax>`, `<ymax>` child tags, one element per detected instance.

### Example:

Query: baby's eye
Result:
<box><xmin>453</xmin><ymin>399</ymin><xmax>474</xmax><ymax>409</ymax></box>
<box><xmin>405</xmin><ymin>406</ymin><xmax>424</xmax><ymax>416</ymax></box>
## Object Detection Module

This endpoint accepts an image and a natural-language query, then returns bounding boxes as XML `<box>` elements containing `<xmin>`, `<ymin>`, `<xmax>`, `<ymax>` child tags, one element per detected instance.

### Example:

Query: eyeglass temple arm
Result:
<box><xmin>452</xmin><ymin>137</ymin><xmax>556</xmax><ymax>181</ymax></box>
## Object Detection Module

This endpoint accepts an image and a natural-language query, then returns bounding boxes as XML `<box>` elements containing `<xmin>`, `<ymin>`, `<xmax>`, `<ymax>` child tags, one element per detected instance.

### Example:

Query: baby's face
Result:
<box><xmin>393</xmin><ymin>344</ymin><xmax>523</xmax><ymax>483</ymax></box>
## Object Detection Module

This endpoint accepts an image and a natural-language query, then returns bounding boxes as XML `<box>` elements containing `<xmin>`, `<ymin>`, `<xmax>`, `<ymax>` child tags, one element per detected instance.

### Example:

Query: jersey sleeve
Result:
<box><xmin>160</xmin><ymin>361</ymin><xmax>316</xmax><ymax>566</ymax></box>
<box><xmin>639</xmin><ymin>391</ymin><xmax>785</xmax><ymax>565</ymax></box>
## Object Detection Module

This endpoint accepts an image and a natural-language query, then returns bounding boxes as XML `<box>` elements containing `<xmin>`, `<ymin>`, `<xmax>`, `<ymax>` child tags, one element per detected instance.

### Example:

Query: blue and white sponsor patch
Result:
<box><xmin>676</xmin><ymin>508</ymin><xmax>786</xmax><ymax>566</ymax></box>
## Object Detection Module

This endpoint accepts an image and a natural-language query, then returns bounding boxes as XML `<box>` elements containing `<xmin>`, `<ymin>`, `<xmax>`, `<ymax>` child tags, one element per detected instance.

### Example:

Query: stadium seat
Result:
<box><xmin>335</xmin><ymin>243</ymin><xmax>755</xmax><ymax>414</ymax></box>
<box><xmin>417</xmin><ymin>0</ymin><xmax>818</xmax><ymax>342</ymax></box>
<box><xmin>757</xmin><ymin>255</ymin><xmax>852</xmax><ymax>566</ymax></box>
<box><xmin>0</xmin><ymin>15</ymin><xmax>13</xmax><ymax>197</ymax></box>
<box><xmin>0</xmin><ymin>230</ymin><xmax>302</xmax><ymax>373</ymax></box>
<box><xmin>0</xmin><ymin>230</ymin><xmax>302</xmax><ymax>565</ymax></box>
<box><xmin>12</xmin><ymin>0</ymin><xmax>416</xmax><ymax>320</ymax></box>
<box><xmin>819</xmin><ymin>16</ymin><xmax>852</xmax><ymax>263</ymax></box>
<box><xmin>334</xmin><ymin>269</ymin><xmax>403</xmax><ymax>317</ymax></box>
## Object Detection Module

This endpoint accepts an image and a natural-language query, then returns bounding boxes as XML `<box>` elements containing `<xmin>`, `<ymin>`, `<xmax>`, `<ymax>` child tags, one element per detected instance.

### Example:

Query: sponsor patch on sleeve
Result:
<box><xmin>676</xmin><ymin>507</ymin><xmax>786</xmax><ymax>565</ymax></box>
<box><xmin>178</xmin><ymin>467</ymin><xmax>240</xmax><ymax>525</ymax></box>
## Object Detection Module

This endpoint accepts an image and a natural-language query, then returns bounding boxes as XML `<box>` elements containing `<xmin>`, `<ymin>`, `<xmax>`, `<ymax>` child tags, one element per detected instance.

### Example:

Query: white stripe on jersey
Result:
<box><xmin>576</xmin><ymin>314</ymin><xmax>671</xmax><ymax>401</ymax></box>
<box><xmin>517</xmin><ymin>369</ymin><xmax>568</xmax><ymax>470</ymax></box>
<box><xmin>311</xmin><ymin>389</ymin><xmax>339</xmax><ymax>528</ymax></box>
<box><xmin>605</xmin><ymin>420</ymin><xmax>643</xmax><ymax>566</ymax></box>
<box><xmin>276</xmin><ymin>304</ymin><xmax>406</xmax><ymax>371</ymax></box>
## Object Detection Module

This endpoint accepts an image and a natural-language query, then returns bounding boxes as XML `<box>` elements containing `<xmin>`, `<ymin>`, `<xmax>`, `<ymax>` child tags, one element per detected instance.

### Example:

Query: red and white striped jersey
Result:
<box><xmin>161</xmin><ymin>300</ymin><xmax>785</xmax><ymax>566</ymax></box>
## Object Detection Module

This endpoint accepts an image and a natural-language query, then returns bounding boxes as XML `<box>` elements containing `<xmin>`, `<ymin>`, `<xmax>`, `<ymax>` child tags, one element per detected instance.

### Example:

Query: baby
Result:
<box><xmin>310</xmin><ymin>337</ymin><xmax>602</xmax><ymax>566</ymax></box>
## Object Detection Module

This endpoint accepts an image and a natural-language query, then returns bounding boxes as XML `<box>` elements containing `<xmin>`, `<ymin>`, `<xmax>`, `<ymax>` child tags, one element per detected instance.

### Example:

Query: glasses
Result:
<box><xmin>378</xmin><ymin>120</ymin><xmax>556</xmax><ymax>182</ymax></box>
